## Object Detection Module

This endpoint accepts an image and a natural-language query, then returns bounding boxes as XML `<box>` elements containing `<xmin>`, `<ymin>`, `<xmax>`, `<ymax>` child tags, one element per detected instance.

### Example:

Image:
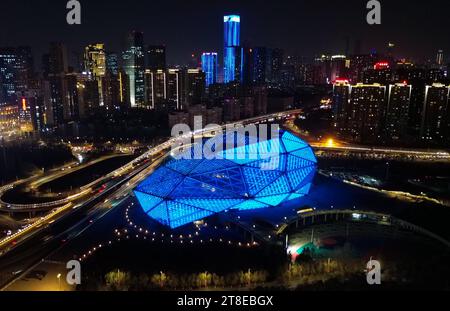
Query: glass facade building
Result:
<box><xmin>224</xmin><ymin>15</ymin><xmax>240</xmax><ymax>47</ymax></box>
<box><xmin>122</xmin><ymin>31</ymin><xmax>145</xmax><ymax>108</ymax></box>
<box><xmin>201</xmin><ymin>52</ymin><xmax>218</xmax><ymax>86</ymax></box>
<box><xmin>223</xmin><ymin>15</ymin><xmax>242</xmax><ymax>83</ymax></box>
<box><xmin>134</xmin><ymin>130</ymin><xmax>317</xmax><ymax>229</ymax></box>
<box><xmin>0</xmin><ymin>47</ymin><xmax>33</xmax><ymax>104</ymax></box>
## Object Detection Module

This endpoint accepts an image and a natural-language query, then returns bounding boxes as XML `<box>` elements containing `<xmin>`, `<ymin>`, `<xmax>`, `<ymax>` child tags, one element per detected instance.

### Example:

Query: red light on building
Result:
<box><xmin>334</xmin><ymin>78</ymin><xmax>349</xmax><ymax>84</ymax></box>
<box><xmin>21</xmin><ymin>98</ymin><xmax>27</xmax><ymax>111</ymax></box>
<box><xmin>374</xmin><ymin>62</ymin><xmax>390</xmax><ymax>70</ymax></box>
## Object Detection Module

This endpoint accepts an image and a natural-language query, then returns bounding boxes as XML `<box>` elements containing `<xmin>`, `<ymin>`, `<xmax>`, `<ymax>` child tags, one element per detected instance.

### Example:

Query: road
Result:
<box><xmin>0</xmin><ymin>109</ymin><xmax>305</xmax><ymax>290</ymax></box>
<box><xmin>283</xmin><ymin>120</ymin><xmax>450</xmax><ymax>161</ymax></box>
<box><xmin>0</xmin><ymin>153</ymin><xmax>165</xmax><ymax>290</ymax></box>
<box><xmin>0</xmin><ymin>154</ymin><xmax>132</xmax><ymax>211</ymax></box>
<box><xmin>2</xmin><ymin>107</ymin><xmax>450</xmax><ymax>290</ymax></box>
<box><xmin>311</xmin><ymin>144</ymin><xmax>450</xmax><ymax>160</ymax></box>
<box><xmin>0</xmin><ymin>157</ymin><xmax>149</xmax><ymax>251</ymax></box>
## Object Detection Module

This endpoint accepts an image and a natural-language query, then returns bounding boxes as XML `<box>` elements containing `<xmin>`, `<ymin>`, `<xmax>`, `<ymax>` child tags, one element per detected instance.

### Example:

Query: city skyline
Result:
<box><xmin>1</xmin><ymin>0</ymin><xmax>450</xmax><ymax>296</ymax></box>
<box><xmin>1</xmin><ymin>0</ymin><xmax>450</xmax><ymax>68</ymax></box>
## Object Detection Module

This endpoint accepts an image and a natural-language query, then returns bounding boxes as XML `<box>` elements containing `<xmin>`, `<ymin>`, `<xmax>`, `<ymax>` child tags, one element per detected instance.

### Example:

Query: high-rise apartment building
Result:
<box><xmin>146</xmin><ymin>46</ymin><xmax>166</xmax><ymax>71</ymax></box>
<box><xmin>386</xmin><ymin>83</ymin><xmax>412</xmax><ymax>140</ymax></box>
<box><xmin>123</xmin><ymin>31</ymin><xmax>145</xmax><ymax>107</ymax></box>
<box><xmin>346</xmin><ymin>83</ymin><xmax>387</xmax><ymax>143</ymax></box>
<box><xmin>421</xmin><ymin>83</ymin><xmax>449</xmax><ymax>142</ymax></box>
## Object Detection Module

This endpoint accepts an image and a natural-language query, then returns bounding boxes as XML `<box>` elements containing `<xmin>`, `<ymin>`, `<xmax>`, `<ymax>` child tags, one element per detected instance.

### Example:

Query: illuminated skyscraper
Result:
<box><xmin>106</xmin><ymin>52</ymin><xmax>119</xmax><ymax>75</ymax></box>
<box><xmin>252</xmin><ymin>47</ymin><xmax>267</xmax><ymax>84</ymax></box>
<box><xmin>42</xmin><ymin>43</ymin><xmax>70</xmax><ymax>125</ymax></box>
<box><xmin>270</xmin><ymin>48</ymin><xmax>284</xmax><ymax>84</ymax></box>
<box><xmin>184</xmin><ymin>69</ymin><xmax>205</xmax><ymax>108</ymax></box>
<box><xmin>0</xmin><ymin>48</ymin><xmax>20</xmax><ymax>103</ymax></box>
<box><xmin>47</xmin><ymin>42</ymin><xmax>68</xmax><ymax>76</ymax></box>
<box><xmin>241</xmin><ymin>46</ymin><xmax>254</xmax><ymax>85</ymax></box>
<box><xmin>84</xmin><ymin>44</ymin><xmax>106</xmax><ymax>78</ymax></box>
<box><xmin>18</xmin><ymin>97</ymin><xmax>33</xmax><ymax>133</ymax></box>
<box><xmin>144</xmin><ymin>69</ymin><xmax>166</xmax><ymax>110</ymax></box>
<box><xmin>0</xmin><ymin>47</ymin><xmax>33</xmax><ymax>104</ymax></box>
<box><xmin>201</xmin><ymin>52</ymin><xmax>218</xmax><ymax>86</ymax></box>
<box><xmin>330</xmin><ymin>55</ymin><xmax>348</xmax><ymax>83</ymax></box>
<box><xmin>146</xmin><ymin>45</ymin><xmax>166</xmax><ymax>71</ymax></box>
<box><xmin>166</xmin><ymin>69</ymin><xmax>183</xmax><ymax>110</ymax></box>
<box><xmin>143</xmin><ymin>68</ymin><xmax>204</xmax><ymax>111</ymax></box>
<box><xmin>252</xmin><ymin>86</ymin><xmax>268</xmax><ymax>116</ymax></box>
<box><xmin>332</xmin><ymin>79</ymin><xmax>351</xmax><ymax>136</ymax></box>
<box><xmin>436</xmin><ymin>49</ymin><xmax>444</xmax><ymax>66</ymax></box>
<box><xmin>101</xmin><ymin>52</ymin><xmax>124</xmax><ymax>111</ymax></box>
<box><xmin>347</xmin><ymin>83</ymin><xmax>387</xmax><ymax>143</ymax></box>
<box><xmin>224</xmin><ymin>15</ymin><xmax>240</xmax><ymax>47</ymax></box>
<box><xmin>421</xmin><ymin>83</ymin><xmax>449</xmax><ymax>142</ymax></box>
<box><xmin>0</xmin><ymin>103</ymin><xmax>19</xmax><ymax>133</ymax></box>
<box><xmin>23</xmin><ymin>86</ymin><xmax>45</xmax><ymax>133</ymax></box>
<box><xmin>145</xmin><ymin>69</ymin><xmax>184</xmax><ymax>111</ymax></box>
<box><xmin>223</xmin><ymin>15</ymin><xmax>242</xmax><ymax>83</ymax></box>
<box><xmin>122</xmin><ymin>31</ymin><xmax>145</xmax><ymax>108</ymax></box>
<box><xmin>84</xmin><ymin>44</ymin><xmax>106</xmax><ymax>106</ymax></box>
<box><xmin>386</xmin><ymin>83</ymin><xmax>412</xmax><ymax>140</ymax></box>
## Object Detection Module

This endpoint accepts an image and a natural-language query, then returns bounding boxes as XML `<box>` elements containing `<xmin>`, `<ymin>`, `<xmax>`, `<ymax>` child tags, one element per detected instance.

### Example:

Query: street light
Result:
<box><xmin>326</xmin><ymin>138</ymin><xmax>334</xmax><ymax>147</ymax></box>
<box><xmin>57</xmin><ymin>273</ymin><xmax>62</xmax><ymax>291</ymax></box>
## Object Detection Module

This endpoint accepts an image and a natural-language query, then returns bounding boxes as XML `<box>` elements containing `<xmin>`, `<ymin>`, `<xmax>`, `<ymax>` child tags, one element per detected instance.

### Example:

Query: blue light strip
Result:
<box><xmin>224</xmin><ymin>15</ymin><xmax>240</xmax><ymax>47</ymax></box>
<box><xmin>201</xmin><ymin>53</ymin><xmax>218</xmax><ymax>86</ymax></box>
<box><xmin>223</xmin><ymin>15</ymin><xmax>241</xmax><ymax>83</ymax></box>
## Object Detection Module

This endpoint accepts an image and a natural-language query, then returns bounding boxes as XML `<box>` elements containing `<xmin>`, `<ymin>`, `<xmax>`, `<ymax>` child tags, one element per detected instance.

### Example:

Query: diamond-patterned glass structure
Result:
<box><xmin>134</xmin><ymin>130</ymin><xmax>317</xmax><ymax>229</ymax></box>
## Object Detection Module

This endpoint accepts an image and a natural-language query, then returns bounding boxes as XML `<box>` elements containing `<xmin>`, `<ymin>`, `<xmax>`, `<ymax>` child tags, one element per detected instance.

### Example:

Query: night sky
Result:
<box><xmin>1</xmin><ymin>0</ymin><xmax>450</xmax><ymax>67</ymax></box>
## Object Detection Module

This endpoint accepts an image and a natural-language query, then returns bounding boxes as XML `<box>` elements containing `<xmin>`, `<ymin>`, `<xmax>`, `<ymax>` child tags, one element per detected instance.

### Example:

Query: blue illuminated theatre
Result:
<box><xmin>134</xmin><ymin>130</ymin><xmax>317</xmax><ymax>229</ymax></box>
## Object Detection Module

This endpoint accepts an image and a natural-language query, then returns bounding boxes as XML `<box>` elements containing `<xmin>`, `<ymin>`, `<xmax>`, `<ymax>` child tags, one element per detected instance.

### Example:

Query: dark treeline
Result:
<box><xmin>0</xmin><ymin>141</ymin><xmax>74</xmax><ymax>184</ymax></box>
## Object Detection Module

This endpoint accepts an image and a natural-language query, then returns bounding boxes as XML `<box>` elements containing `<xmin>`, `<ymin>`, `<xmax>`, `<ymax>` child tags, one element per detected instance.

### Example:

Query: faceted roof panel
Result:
<box><xmin>134</xmin><ymin>130</ymin><xmax>317</xmax><ymax>229</ymax></box>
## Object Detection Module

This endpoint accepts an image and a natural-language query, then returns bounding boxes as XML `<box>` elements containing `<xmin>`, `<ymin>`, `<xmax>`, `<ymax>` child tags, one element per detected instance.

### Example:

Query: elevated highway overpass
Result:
<box><xmin>0</xmin><ymin>109</ymin><xmax>303</xmax><ymax>213</ymax></box>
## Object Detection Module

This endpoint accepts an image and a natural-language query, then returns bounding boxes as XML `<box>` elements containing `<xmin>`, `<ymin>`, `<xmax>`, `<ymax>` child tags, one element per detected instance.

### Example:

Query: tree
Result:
<box><xmin>242</xmin><ymin>269</ymin><xmax>253</xmax><ymax>287</ymax></box>
<box><xmin>150</xmin><ymin>271</ymin><xmax>168</xmax><ymax>288</ymax></box>
<box><xmin>135</xmin><ymin>273</ymin><xmax>150</xmax><ymax>290</ymax></box>
<box><xmin>198</xmin><ymin>271</ymin><xmax>212</xmax><ymax>288</ymax></box>
<box><xmin>105</xmin><ymin>270</ymin><xmax>131</xmax><ymax>291</ymax></box>
<box><xmin>254</xmin><ymin>270</ymin><xmax>268</xmax><ymax>284</ymax></box>
<box><xmin>225</xmin><ymin>272</ymin><xmax>240</xmax><ymax>288</ymax></box>
<box><xmin>166</xmin><ymin>273</ymin><xmax>179</xmax><ymax>290</ymax></box>
<box><xmin>211</xmin><ymin>274</ymin><xmax>224</xmax><ymax>288</ymax></box>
